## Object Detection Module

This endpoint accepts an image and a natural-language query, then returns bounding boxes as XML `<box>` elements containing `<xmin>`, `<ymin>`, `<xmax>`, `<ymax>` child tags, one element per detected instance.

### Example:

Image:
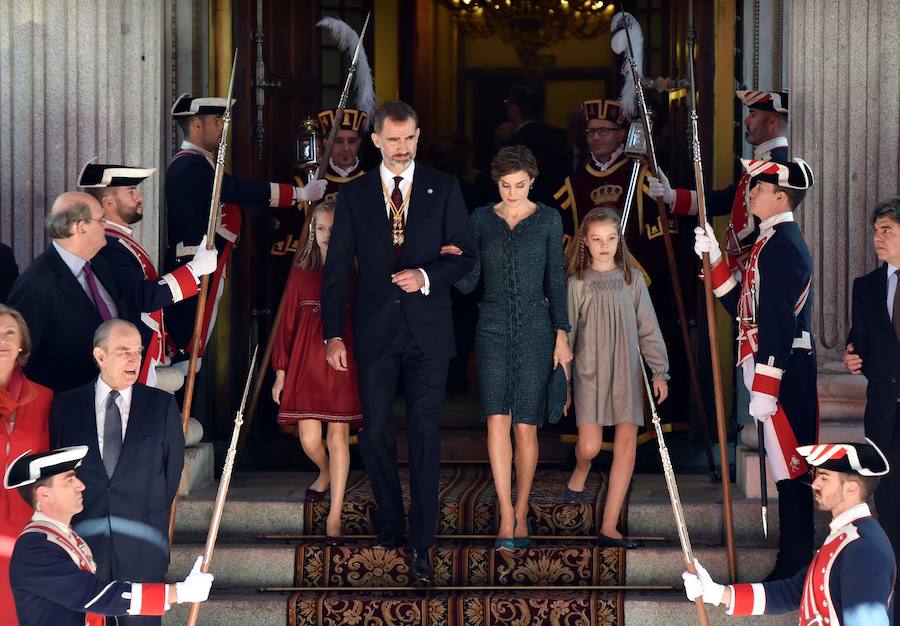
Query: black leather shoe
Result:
<box><xmin>408</xmin><ymin>547</ymin><xmax>433</xmax><ymax>584</ymax></box>
<box><xmin>597</xmin><ymin>532</ymin><xmax>639</xmax><ymax>549</ymax></box>
<box><xmin>565</xmin><ymin>488</ymin><xmax>585</xmax><ymax>505</ymax></box>
<box><xmin>373</xmin><ymin>531</ymin><xmax>404</xmax><ymax>549</ymax></box>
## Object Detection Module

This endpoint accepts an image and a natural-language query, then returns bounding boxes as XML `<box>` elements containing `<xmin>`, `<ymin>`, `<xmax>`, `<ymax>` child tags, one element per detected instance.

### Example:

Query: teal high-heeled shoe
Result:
<box><xmin>494</xmin><ymin>520</ymin><xmax>517</xmax><ymax>552</ymax></box>
<box><xmin>513</xmin><ymin>516</ymin><xmax>533</xmax><ymax>549</ymax></box>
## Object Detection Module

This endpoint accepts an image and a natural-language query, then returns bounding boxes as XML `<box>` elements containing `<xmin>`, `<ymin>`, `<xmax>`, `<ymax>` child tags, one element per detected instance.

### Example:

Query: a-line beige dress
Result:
<box><xmin>567</xmin><ymin>266</ymin><xmax>669</xmax><ymax>426</ymax></box>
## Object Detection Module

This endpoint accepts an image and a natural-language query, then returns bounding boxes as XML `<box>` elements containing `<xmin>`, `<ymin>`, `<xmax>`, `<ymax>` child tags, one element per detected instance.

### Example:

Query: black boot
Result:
<box><xmin>765</xmin><ymin>476</ymin><xmax>815</xmax><ymax>581</ymax></box>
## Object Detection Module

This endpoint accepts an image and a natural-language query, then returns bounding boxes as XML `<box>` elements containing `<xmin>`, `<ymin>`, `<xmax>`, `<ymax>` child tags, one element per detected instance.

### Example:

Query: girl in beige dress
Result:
<box><xmin>564</xmin><ymin>207</ymin><xmax>669</xmax><ymax>548</ymax></box>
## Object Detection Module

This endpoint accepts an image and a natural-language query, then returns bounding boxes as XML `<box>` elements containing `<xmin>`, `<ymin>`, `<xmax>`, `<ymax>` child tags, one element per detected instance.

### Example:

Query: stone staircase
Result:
<box><xmin>162</xmin><ymin>468</ymin><xmax>824</xmax><ymax>625</ymax></box>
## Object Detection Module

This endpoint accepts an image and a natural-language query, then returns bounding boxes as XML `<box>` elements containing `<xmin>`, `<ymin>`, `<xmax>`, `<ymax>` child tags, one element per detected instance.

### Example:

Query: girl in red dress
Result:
<box><xmin>272</xmin><ymin>200</ymin><xmax>362</xmax><ymax>539</ymax></box>
<box><xmin>0</xmin><ymin>305</ymin><xmax>51</xmax><ymax>626</ymax></box>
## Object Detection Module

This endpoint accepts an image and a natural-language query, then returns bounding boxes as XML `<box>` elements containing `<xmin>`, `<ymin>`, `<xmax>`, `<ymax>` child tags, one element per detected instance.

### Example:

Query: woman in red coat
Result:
<box><xmin>0</xmin><ymin>305</ymin><xmax>51</xmax><ymax>625</ymax></box>
<box><xmin>271</xmin><ymin>200</ymin><xmax>362</xmax><ymax>540</ymax></box>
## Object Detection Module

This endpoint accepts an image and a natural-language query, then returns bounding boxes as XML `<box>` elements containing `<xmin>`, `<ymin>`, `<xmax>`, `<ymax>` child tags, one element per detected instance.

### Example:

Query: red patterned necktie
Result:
<box><xmin>392</xmin><ymin>176</ymin><xmax>404</xmax><ymax>257</ymax></box>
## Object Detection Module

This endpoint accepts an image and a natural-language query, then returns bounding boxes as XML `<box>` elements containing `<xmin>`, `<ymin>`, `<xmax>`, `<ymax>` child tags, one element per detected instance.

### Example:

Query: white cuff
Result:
<box><xmin>418</xmin><ymin>268</ymin><xmax>430</xmax><ymax>295</ymax></box>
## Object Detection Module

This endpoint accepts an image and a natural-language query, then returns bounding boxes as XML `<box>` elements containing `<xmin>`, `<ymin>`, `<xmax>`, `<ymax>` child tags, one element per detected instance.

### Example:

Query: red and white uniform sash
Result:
<box><xmin>104</xmin><ymin>224</ymin><xmax>175</xmax><ymax>386</ymax></box>
<box><xmin>22</xmin><ymin>520</ymin><xmax>104</xmax><ymax>626</ymax></box>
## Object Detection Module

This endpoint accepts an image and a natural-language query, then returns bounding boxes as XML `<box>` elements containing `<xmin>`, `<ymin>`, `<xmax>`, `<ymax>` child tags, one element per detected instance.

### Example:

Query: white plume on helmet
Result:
<box><xmin>316</xmin><ymin>17</ymin><xmax>375</xmax><ymax>130</ymax></box>
<box><xmin>610</xmin><ymin>12</ymin><xmax>644</xmax><ymax>120</ymax></box>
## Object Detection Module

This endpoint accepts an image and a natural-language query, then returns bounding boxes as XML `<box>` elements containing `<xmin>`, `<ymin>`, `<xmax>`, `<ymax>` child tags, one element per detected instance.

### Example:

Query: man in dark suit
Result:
<box><xmin>503</xmin><ymin>79</ymin><xmax>570</xmax><ymax>209</ymax></box>
<box><xmin>0</xmin><ymin>242</ymin><xmax>18</xmax><ymax>303</ymax></box>
<box><xmin>7</xmin><ymin>192</ymin><xmax>127</xmax><ymax>393</ymax></box>
<box><xmin>51</xmin><ymin>319</ymin><xmax>184</xmax><ymax>626</ymax></box>
<box><xmin>322</xmin><ymin>100</ymin><xmax>475</xmax><ymax>583</ymax></box>
<box><xmin>844</xmin><ymin>197</ymin><xmax>900</xmax><ymax>621</ymax></box>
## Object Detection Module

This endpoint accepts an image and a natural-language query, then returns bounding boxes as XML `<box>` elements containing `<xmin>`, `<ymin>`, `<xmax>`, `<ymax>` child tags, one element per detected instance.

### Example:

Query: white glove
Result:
<box><xmin>175</xmin><ymin>556</ymin><xmax>214</xmax><ymax>604</ymax></box>
<box><xmin>749</xmin><ymin>391</ymin><xmax>778</xmax><ymax>423</ymax></box>
<box><xmin>186</xmin><ymin>236</ymin><xmax>217</xmax><ymax>277</ymax></box>
<box><xmin>682</xmin><ymin>559</ymin><xmax>725</xmax><ymax>606</ymax></box>
<box><xmin>693</xmin><ymin>222</ymin><xmax>722</xmax><ymax>265</ymax></box>
<box><xmin>647</xmin><ymin>170</ymin><xmax>676</xmax><ymax>205</ymax></box>
<box><xmin>295</xmin><ymin>178</ymin><xmax>328</xmax><ymax>203</ymax></box>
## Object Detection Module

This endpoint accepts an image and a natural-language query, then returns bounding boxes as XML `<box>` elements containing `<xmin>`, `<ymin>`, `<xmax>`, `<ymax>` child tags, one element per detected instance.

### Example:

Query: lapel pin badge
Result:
<box><xmin>427</xmin><ymin>188</ymin><xmax>433</xmax><ymax>194</ymax></box>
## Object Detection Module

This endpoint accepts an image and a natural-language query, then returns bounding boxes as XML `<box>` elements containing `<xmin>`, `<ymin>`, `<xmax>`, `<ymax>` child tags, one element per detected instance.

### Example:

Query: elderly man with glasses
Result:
<box><xmin>7</xmin><ymin>192</ymin><xmax>127</xmax><ymax>393</ymax></box>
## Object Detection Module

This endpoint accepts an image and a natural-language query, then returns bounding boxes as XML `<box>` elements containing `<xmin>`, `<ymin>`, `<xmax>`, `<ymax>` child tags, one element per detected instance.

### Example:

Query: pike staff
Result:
<box><xmin>684</xmin><ymin>1</ymin><xmax>738</xmax><ymax>578</ymax></box>
<box><xmin>185</xmin><ymin>346</ymin><xmax>259</xmax><ymax>626</ymax></box>
<box><xmin>236</xmin><ymin>12</ymin><xmax>372</xmax><ymax>462</ymax></box>
<box><xmin>640</xmin><ymin>358</ymin><xmax>710</xmax><ymax>626</ymax></box>
<box><xmin>169</xmin><ymin>49</ymin><xmax>238</xmax><ymax>542</ymax></box>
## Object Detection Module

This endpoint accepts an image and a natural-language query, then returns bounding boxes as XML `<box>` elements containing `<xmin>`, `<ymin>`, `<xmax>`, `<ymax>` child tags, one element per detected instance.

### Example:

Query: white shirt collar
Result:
<box><xmin>103</xmin><ymin>220</ymin><xmax>133</xmax><ymax>236</ymax></box>
<box><xmin>330</xmin><ymin>157</ymin><xmax>360</xmax><ymax>178</ymax></box>
<box><xmin>32</xmin><ymin>510</ymin><xmax>73</xmax><ymax>536</ymax></box>
<box><xmin>591</xmin><ymin>145</ymin><xmax>625</xmax><ymax>171</ymax></box>
<box><xmin>829</xmin><ymin>502</ymin><xmax>872</xmax><ymax>536</ymax></box>
<box><xmin>754</xmin><ymin>136</ymin><xmax>789</xmax><ymax>160</ymax></box>
<box><xmin>181</xmin><ymin>140</ymin><xmax>214</xmax><ymax>165</ymax></box>
<box><xmin>379</xmin><ymin>160</ymin><xmax>416</xmax><ymax>188</ymax></box>
<box><xmin>888</xmin><ymin>263</ymin><xmax>898</xmax><ymax>279</ymax></box>
<box><xmin>759</xmin><ymin>210</ymin><xmax>794</xmax><ymax>233</ymax></box>
<box><xmin>95</xmin><ymin>376</ymin><xmax>133</xmax><ymax>408</ymax></box>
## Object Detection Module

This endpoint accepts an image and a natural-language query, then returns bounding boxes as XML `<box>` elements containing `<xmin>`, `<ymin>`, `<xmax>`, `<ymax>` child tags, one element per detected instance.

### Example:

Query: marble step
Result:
<box><xmin>167</xmin><ymin>542</ymin><xmax>779</xmax><ymax>588</ymax></box>
<box><xmin>161</xmin><ymin>590</ymin><xmax>798</xmax><ymax>626</ymax></box>
<box><xmin>172</xmin><ymin>472</ymin><xmax>792</xmax><ymax>546</ymax></box>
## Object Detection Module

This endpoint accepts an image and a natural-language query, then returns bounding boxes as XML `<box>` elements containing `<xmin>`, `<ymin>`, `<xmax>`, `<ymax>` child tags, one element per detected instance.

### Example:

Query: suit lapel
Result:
<box><xmin>401</xmin><ymin>165</ymin><xmax>432</xmax><ymax>263</ymax></box>
<box><xmin>116</xmin><ymin>384</ymin><xmax>144</xmax><ymax>476</ymax></box>
<box><xmin>80</xmin><ymin>381</ymin><xmax>104</xmax><ymax>474</ymax></box>
<box><xmin>873</xmin><ymin>264</ymin><xmax>894</xmax><ymax>331</ymax></box>
<box><xmin>47</xmin><ymin>246</ymin><xmax>101</xmax><ymax>318</ymax></box>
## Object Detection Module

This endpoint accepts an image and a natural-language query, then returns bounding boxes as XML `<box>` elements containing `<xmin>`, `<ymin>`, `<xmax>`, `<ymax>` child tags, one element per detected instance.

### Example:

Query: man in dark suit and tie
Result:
<box><xmin>844</xmin><ymin>197</ymin><xmax>900</xmax><ymax>621</ymax></box>
<box><xmin>51</xmin><ymin>319</ymin><xmax>184</xmax><ymax>626</ymax></box>
<box><xmin>7</xmin><ymin>192</ymin><xmax>126</xmax><ymax>393</ymax></box>
<box><xmin>322</xmin><ymin>100</ymin><xmax>475</xmax><ymax>583</ymax></box>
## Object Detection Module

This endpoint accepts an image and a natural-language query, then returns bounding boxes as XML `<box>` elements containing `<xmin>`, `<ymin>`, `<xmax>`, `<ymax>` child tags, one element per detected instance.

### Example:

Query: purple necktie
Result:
<box><xmin>83</xmin><ymin>263</ymin><xmax>113</xmax><ymax>321</ymax></box>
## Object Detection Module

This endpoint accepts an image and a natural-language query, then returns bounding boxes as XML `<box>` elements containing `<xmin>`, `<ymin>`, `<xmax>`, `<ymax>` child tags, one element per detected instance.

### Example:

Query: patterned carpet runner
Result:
<box><xmin>290</xmin><ymin>466</ymin><xmax>624</xmax><ymax>625</ymax></box>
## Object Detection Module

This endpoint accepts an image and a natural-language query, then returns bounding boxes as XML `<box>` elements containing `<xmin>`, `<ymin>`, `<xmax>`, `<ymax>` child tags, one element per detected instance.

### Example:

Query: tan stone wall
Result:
<box><xmin>790</xmin><ymin>0</ymin><xmax>900</xmax><ymax>425</ymax></box>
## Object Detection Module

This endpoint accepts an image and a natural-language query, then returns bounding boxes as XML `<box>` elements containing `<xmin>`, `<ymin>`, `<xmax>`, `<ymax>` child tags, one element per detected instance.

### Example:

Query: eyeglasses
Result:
<box><xmin>585</xmin><ymin>127</ymin><xmax>623</xmax><ymax>138</ymax></box>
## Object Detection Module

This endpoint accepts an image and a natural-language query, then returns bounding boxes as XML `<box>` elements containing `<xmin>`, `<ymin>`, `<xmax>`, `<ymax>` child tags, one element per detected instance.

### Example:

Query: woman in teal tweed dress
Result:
<box><xmin>455</xmin><ymin>146</ymin><xmax>572</xmax><ymax>550</ymax></box>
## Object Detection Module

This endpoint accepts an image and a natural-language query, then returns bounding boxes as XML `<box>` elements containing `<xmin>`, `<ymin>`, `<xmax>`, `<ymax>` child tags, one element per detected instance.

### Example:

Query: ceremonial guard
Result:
<box><xmin>79</xmin><ymin>160</ymin><xmax>217</xmax><ymax>386</ymax></box>
<box><xmin>695</xmin><ymin>157</ymin><xmax>818</xmax><ymax>579</ymax></box>
<box><xmin>7</xmin><ymin>446</ymin><xmax>212</xmax><ymax>626</ymax></box>
<box><xmin>650</xmin><ymin>90</ymin><xmax>789</xmax><ymax>275</ymax></box>
<box><xmin>163</xmin><ymin>93</ymin><xmax>326</xmax><ymax>361</ymax></box>
<box><xmin>684</xmin><ymin>439</ymin><xmax>895</xmax><ymax>626</ymax></box>
<box><xmin>269</xmin><ymin>108</ymin><xmax>367</xmax><ymax>282</ymax></box>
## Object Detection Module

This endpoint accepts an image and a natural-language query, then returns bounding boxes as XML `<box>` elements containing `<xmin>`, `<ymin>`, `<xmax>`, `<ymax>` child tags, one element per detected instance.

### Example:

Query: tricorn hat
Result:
<box><xmin>78</xmin><ymin>157</ymin><xmax>156</xmax><ymax>188</ymax></box>
<box><xmin>741</xmin><ymin>157</ymin><xmax>814</xmax><ymax>190</ymax></box>
<box><xmin>582</xmin><ymin>100</ymin><xmax>626</xmax><ymax>126</ymax></box>
<box><xmin>171</xmin><ymin>93</ymin><xmax>236</xmax><ymax>118</ymax></box>
<box><xmin>736</xmin><ymin>90</ymin><xmax>788</xmax><ymax>114</ymax></box>
<box><xmin>318</xmin><ymin>108</ymin><xmax>368</xmax><ymax>137</ymax></box>
<box><xmin>4</xmin><ymin>446</ymin><xmax>89</xmax><ymax>489</ymax></box>
<box><xmin>796</xmin><ymin>438</ymin><xmax>890</xmax><ymax>477</ymax></box>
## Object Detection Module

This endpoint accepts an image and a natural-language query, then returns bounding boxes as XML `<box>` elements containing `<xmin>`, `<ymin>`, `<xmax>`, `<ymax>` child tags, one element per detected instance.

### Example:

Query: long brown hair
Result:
<box><xmin>296</xmin><ymin>199</ymin><xmax>337</xmax><ymax>271</ymax></box>
<box><xmin>565</xmin><ymin>207</ymin><xmax>634</xmax><ymax>283</ymax></box>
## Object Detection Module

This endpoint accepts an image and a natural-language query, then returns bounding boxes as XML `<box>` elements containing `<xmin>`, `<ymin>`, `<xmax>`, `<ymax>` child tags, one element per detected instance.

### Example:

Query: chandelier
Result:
<box><xmin>439</xmin><ymin>0</ymin><xmax>616</xmax><ymax>66</ymax></box>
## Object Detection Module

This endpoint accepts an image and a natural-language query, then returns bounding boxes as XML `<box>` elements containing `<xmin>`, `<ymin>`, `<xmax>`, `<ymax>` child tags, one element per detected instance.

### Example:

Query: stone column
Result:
<box><xmin>791</xmin><ymin>0</ymin><xmax>900</xmax><ymax>440</ymax></box>
<box><xmin>0</xmin><ymin>0</ymin><xmax>165</xmax><ymax>264</ymax></box>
